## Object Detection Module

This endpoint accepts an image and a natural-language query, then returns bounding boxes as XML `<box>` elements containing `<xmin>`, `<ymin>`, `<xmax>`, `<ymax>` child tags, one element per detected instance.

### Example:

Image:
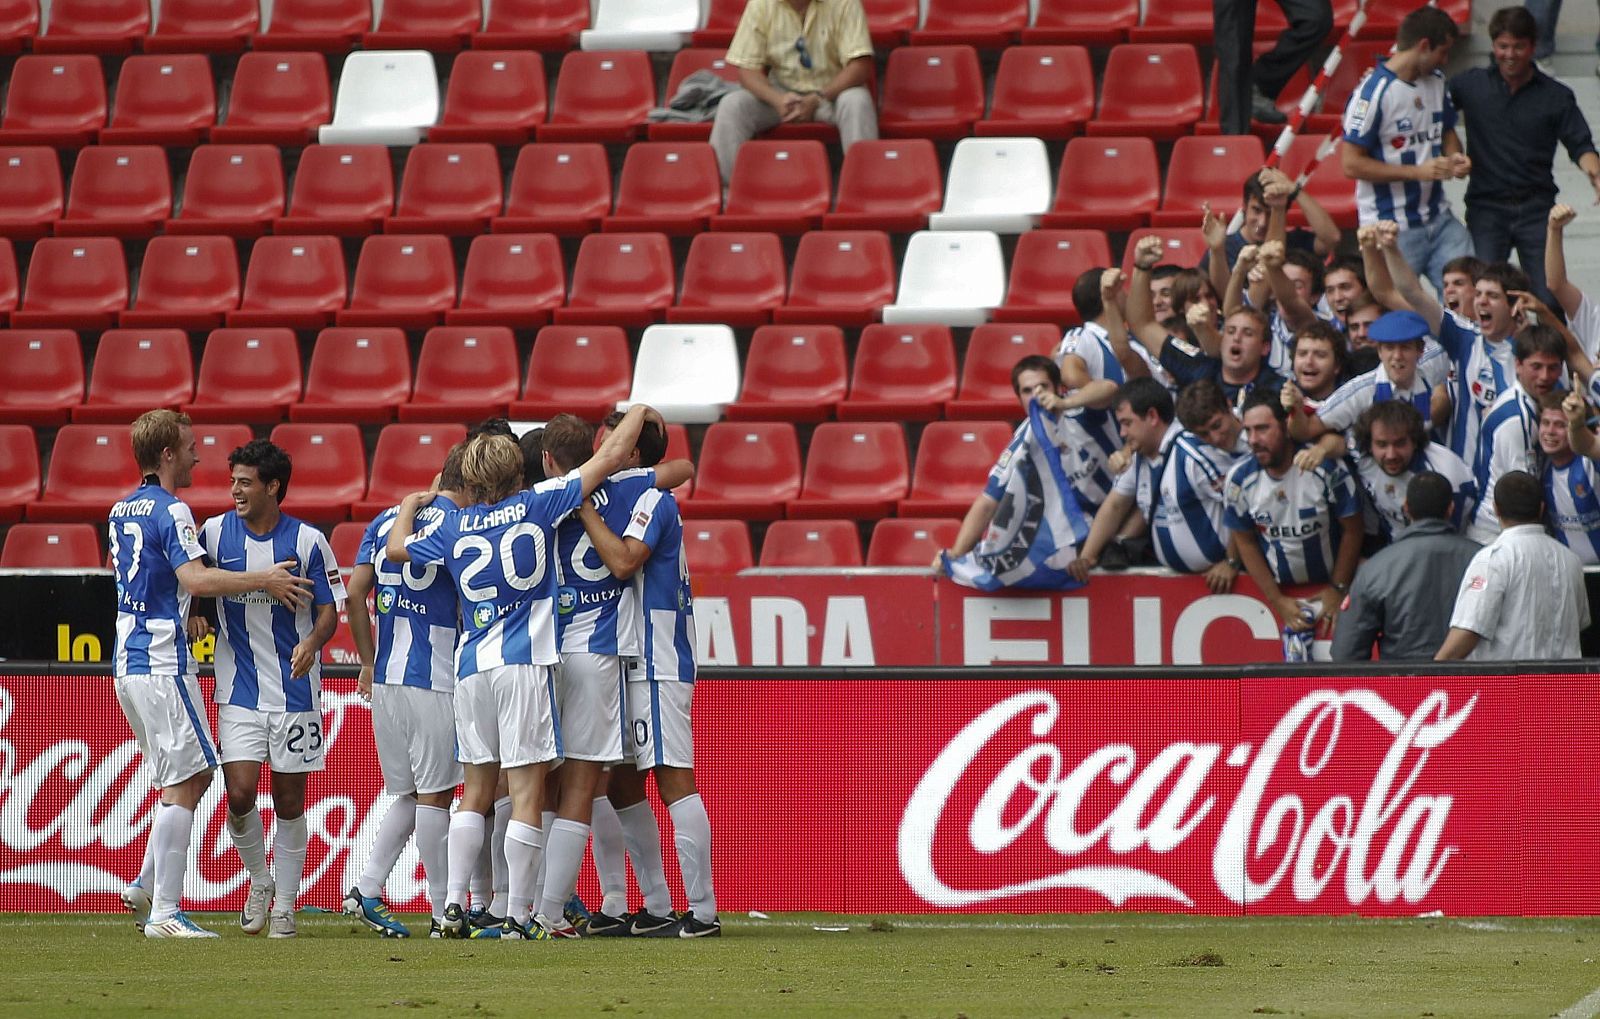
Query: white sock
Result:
<box><xmin>616</xmin><ymin>801</ymin><xmax>672</xmax><ymax>917</ymax></box>
<box><xmin>150</xmin><ymin>803</ymin><xmax>195</xmax><ymax>922</ymax></box>
<box><xmin>470</xmin><ymin>813</ymin><xmax>491</xmax><ymax>909</ymax></box>
<box><xmin>531</xmin><ymin>810</ymin><xmax>556</xmax><ymax>915</ymax></box>
<box><xmin>227</xmin><ymin>808</ymin><xmax>270</xmax><ymax>882</ymax></box>
<box><xmin>136</xmin><ymin>815</ymin><xmax>158</xmax><ymax>889</ymax></box>
<box><xmin>668</xmin><ymin>794</ymin><xmax>717</xmax><ymax>923</ymax></box>
<box><xmin>358</xmin><ymin>796</ymin><xmax>417</xmax><ymax>899</ymax></box>
<box><xmin>447</xmin><ymin>811</ymin><xmax>485</xmax><ymax>907</ymax></box>
<box><xmin>415</xmin><ymin>805</ymin><xmax>450</xmax><ymax>920</ymax></box>
<box><xmin>590</xmin><ymin>796</ymin><xmax>628</xmax><ymax>917</ymax></box>
<box><xmin>538</xmin><ymin>818</ymin><xmax>590</xmax><ymax>922</ymax></box>
<box><xmin>489</xmin><ymin>796</ymin><xmax>512</xmax><ymax>916</ymax></box>
<box><xmin>504</xmin><ymin>819</ymin><xmax>544</xmax><ymax>926</ymax></box>
<box><xmin>271</xmin><ymin>814</ymin><xmax>308</xmax><ymax>916</ymax></box>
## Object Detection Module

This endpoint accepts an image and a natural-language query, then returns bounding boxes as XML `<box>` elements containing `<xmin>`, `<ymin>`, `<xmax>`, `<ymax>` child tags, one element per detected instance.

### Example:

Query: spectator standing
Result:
<box><xmin>711</xmin><ymin>0</ymin><xmax>876</xmax><ymax>183</ymax></box>
<box><xmin>1214</xmin><ymin>0</ymin><xmax>1333</xmax><ymax>134</ymax></box>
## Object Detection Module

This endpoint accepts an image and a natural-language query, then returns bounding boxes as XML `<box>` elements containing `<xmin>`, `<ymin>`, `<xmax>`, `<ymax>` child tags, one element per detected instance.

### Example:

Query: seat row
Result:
<box><xmin>0</xmin><ymin>415</ymin><xmax>1010</xmax><ymax>525</ymax></box>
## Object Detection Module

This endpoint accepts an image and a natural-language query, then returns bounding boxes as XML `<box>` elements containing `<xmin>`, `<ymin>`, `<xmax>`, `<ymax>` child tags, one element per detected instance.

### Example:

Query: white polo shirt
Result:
<box><xmin>1448</xmin><ymin>523</ymin><xmax>1588</xmax><ymax>660</ymax></box>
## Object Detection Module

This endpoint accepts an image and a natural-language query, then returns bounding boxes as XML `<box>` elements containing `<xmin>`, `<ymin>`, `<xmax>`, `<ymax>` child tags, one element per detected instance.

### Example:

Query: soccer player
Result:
<box><xmin>341</xmin><ymin>444</ymin><xmax>470</xmax><ymax>939</ymax></box>
<box><xmin>387</xmin><ymin>409</ymin><xmax>650</xmax><ymax>940</ymax></box>
<box><xmin>1351</xmin><ymin>401</ymin><xmax>1476</xmax><ymax>546</ymax></box>
<box><xmin>200</xmin><ymin>439</ymin><xmax>345</xmax><ymax>939</ymax></box>
<box><xmin>112</xmin><ymin>411</ymin><xmax>313</xmax><ymax>939</ymax></box>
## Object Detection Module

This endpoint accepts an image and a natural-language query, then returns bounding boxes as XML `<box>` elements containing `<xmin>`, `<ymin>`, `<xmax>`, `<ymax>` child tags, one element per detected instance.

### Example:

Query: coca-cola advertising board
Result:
<box><xmin>5</xmin><ymin>669</ymin><xmax>1599</xmax><ymax>916</ymax></box>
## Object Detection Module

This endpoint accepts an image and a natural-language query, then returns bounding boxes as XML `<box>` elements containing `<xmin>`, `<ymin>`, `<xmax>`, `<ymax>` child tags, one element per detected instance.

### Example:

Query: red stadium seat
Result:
<box><xmin>400</xmin><ymin>326</ymin><xmax>520</xmax><ymax>423</ymax></box>
<box><xmin>0</xmin><ymin>329</ymin><xmax>82</xmax><ymax>426</ymax></box>
<box><xmin>184</xmin><ymin>328</ymin><xmax>302</xmax><ymax>423</ymax></box>
<box><xmin>1130</xmin><ymin>0</ymin><xmax>1212</xmax><ymax>43</ymax></box>
<box><xmin>0</xmin><ymin>424</ymin><xmax>40</xmax><ymax>523</ymax></box>
<box><xmin>292</xmin><ymin>328</ymin><xmax>410</xmax><ymax>424</ymax></box>
<box><xmin>144</xmin><ymin>0</ymin><xmax>258</xmax><ymax>52</ymax></box>
<box><xmin>862</xmin><ymin>0</ymin><xmax>918</xmax><ymax>45</ymax></box>
<box><xmin>0</xmin><ymin>0</ymin><xmax>39</xmax><ymax>54</ymax></box>
<box><xmin>267</xmin><ymin>423</ymin><xmax>365</xmax><ymax>522</ymax></box>
<box><xmin>1023</xmin><ymin>0</ymin><xmax>1136</xmax><ymax>45</ymax></box>
<box><xmin>681</xmin><ymin>421</ymin><xmax>801</xmax><ymax>521</ymax></box>
<box><xmin>338</xmin><ymin>235</ymin><xmax>456</xmax><ymax>329</ymax></box>
<box><xmin>211</xmin><ymin>52</ymin><xmax>331</xmax><ymax>145</ymax></box>
<box><xmin>276</xmin><ymin>144</ymin><xmax>393</xmax><ymax>236</ymax></box>
<box><xmin>669</xmin><ymin>232</ymin><xmax>787</xmax><ymax>327</ymax></box>
<box><xmin>254</xmin><ymin>0</ymin><xmax>371</xmax><ymax>51</ymax></box>
<box><xmin>912</xmin><ymin>0</ymin><xmax>1026</xmax><ymax>47</ymax></box>
<box><xmin>838</xmin><ymin>323</ymin><xmax>957</xmax><ymax>422</ymax></box>
<box><xmin>33</xmin><ymin>0</ymin><xmax>147</xmax><ymax>54</ymax></box>
<box><xmin>690</xmin><ymin>0</ymin><xmax>741</xmax><ymax>46</ymax></box>
<box><xmin>681</xmin><ymin>519</ymin><xmax>752</xmax><ymax>573</ymax></box>
<box><xmin>179</xmin><ymin>421</ymin><xmax>253</xmax><ymax>519</ymax></box>
<box><xmin>230</xmin><ymin>235</ymin><xmax>347</xmax><ymax>328</ymax></box>
<box><xmin>789</xmin><ymin>422</ymin><xmax>908</xmax><ymax>520</ymax></box>
<box><xmin>448</xmin><ymin>232</ymin><xmax>565</xmax><ymax>328</ymax></box>
<box><xmin>1041</xmin><ymin>136</ymin><xmax>1159</xmax><ymax>231</ymax></box>
<box><xmin>726</xmin><ymin>325</ymin><xmax>846</xmax><ymax>424</ymax></box>
<box><xmin>977</xmin><ymin>46</ymin><xmax>1094</xmax><ymax>140</ymax></box>
<box><xmin>605</xmin><ymin>142</ymin><xmax>721</xmax><ymax>235</ymax></box>
<box><xmin>509</xmin><ymin>325</ymin><xmax>630</xmax><ymax>421</ymax></box>
<box><xmin>879</xmin><ymin>46</ymin><xmax>985</xmax><ymax>141</ymax></box>
<box><xmin>713</xmin><ymin>140</ymin><xmax>830</xmax><ymax>234</ymax></box>
<box><xmin>0</xmin><ymin>240</ymin><xmax>15</xmax><ymax>324</ymax></box>
<box><xmin>648</xmin><ymin>49</ymin><xmax>739</xmax><ymax>140</ymax></box>
<box><xmin>867</xmin><ymin>517</ymin><xmax>960</xmax><ymax>566</ymax></box>
<box><xmin>28</xmin><ymin>423</ymin><xmax>134</xmax><ymax>523</ymax></box>
<box><xmin>121</xmin><ymin>235</ymin><xmax>240</xmax><ymax>329</ymax></box>
<box><xmin>330</xmin><ymin>520</ymin><xmax>367</xmax><ymax>567</ymax></box>
<box><xmin>167</xmin><ymin>144</ymin><xmax>285</xmax><ymax>237</ymax></box>
<box><xmin>539</xmin><ymin>50</ymin><xmax>654</xmax><ymax>143</ymax></box>
<box><xmin>0</xmin><ymin>56</ymin><xmax>107</xmax><ymax>147</ymax></box>
<box><xmin>773</xmin><ymin>230</ymin><xmax>895</xmax><ymax>326</ymax></box>
<box><xmin>365</xmin><ymin>0</ymin><xmax>478</xmax><ymax>51</ymax></box>
<box><xmin>556</xmin><ymin>232</ymin><xmax>674</xmax><ymax>327</ymax></box>
<box><xmin>495</xmin><ymin>143</ymin><xmax>610</xmax><ymax>235</ymax></box>
<box><xmin>55</xmin><ymin>145</ymin><xmax>170</xmax><ymax>238</ymax></box>
<box><xmin>1120</xmin><ymin>228</ymin><xmax>1208</xmax><ymax>275</ymax></box>
<box><xmin>429</xmin><ymin>50</ymin><xmax>546</xmax><ymax>145</ymax></box>
<box><xmin>75</xmin><ymin>328</ymin><xmax>193</xmax><ymax>423</ymax></box>
<box><xmin>898</xmin><ymin>420</ymin><xmax>1013</xmax><ymax>516</ymax></box>
<box><xmin>354</xmin><ymin>423</ymin><xmax>467</xmax><ymax>518</ymax></box>
<box><xmin>387</xmin><ymin>143</ymin><xmax>504</xmax><ymax>235</ymax></box>
<box><xmin>1089</xmin><ymin>44</ymin><xmax>1203</xmax><ymax>139</ymax></box>
<box><xmin>946</xmin><ymin>322</ymin><xmax>1059</xmax><ymax>419</ymax></box>
<box><xmin>1153</xmin><ymin>135</ymin><xmax>1266</xmax><ymax>227</ymax></box>
<box><xmin>823</xmin><ymin>139</ymin><xmax>941</xmax><ymax>233</ymax></box>
<box><xmin>473</xmin><ymin>0</ymin><xmax>586</xmax><ymax>50</ymax></box>
<box><xmin>0</xmin><ymin>523</ymin><xmax>102</xmax><ymax>567</ymax></box>
<box><xmin>0</xmin><ymin>146</ymin><xmax>64</xmax><ymax>240</ymax></box>
<box><xmin>759</xmin><ymin>519</ymin><xmax>862</xmax><ymax>568</ymax></box>
<box><xmin>100</xmin><ymin>55</ymin><xmax>215</xmax><ymax>146</ymax></box>
<box><xmin>1280</xmin><ymin>136</ymin><xmax>1358</xmax><ymax>230</ymax></box>
<box><xmin>994</xmin><ymin>229</ymin><xmax>1114</xmax><ymax>326</ymax></box>
<box><xmin>14</xmin><ymin>237</ymin><xmax>127</xmax><ymax>329</ymax></box>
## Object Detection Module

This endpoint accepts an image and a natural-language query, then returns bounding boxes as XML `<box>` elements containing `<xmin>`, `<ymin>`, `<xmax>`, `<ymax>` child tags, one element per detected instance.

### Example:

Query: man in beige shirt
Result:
<box><xmin>712</xmin><ymin>0</ymin><xmax>877</xmax><ymax>182</ymax></box>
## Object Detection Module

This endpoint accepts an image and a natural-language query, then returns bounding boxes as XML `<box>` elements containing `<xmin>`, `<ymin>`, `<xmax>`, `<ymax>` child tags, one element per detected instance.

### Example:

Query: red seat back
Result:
<box><xmin>213</xmin><ymin>52</ymin><xmax>331</xmax><ymax>144</ymax></box>
<box><xmin>366</xmin><ymin>423</ymin><xmax>467</xmax><ymax>505</ymax></box>
<box><xmin>0</xmin><ymin>330</ymin><xmax>82</xmax><ymax>421</ymax></box>
<box><xmin>0</xmin><ymin>523</ymin><xmax>101</xmax><ymax>567</ymax></box>
<box><xmin>867</xmin><ymin>517</ymin><xmax>959</xmax><ymax>566</ymax></box>
<box><xmin>694</xmin><ymin>422</ymin><xmax>803</xmax><ymax>502</ymax></box>
<box><xmin>682</xmin><ymin>518</ymin><xmax>752</xmax><ymax>572</ymax></box>
<box><xmin>412</xmin><ymin>326</ymin><xmax>519</xmax><ymax>405</ymax></box>
<box><xmin>759</xmin><ymin>520</ymin><xmax>862</xmax><ymax>567</ymax></box>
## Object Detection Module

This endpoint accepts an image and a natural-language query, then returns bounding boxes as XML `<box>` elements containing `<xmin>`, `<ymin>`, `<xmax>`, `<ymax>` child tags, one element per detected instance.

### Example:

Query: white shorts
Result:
<box><xmin>114</xmin><ymin>673</ymin><xmax>218</xmax><ymax>789</ymax></box>
<box><xmin>626</xmin><ymin>664</ymin><xmax>695</xmax><ymax>771</ymax></box>
<box><xmin>372</xmin><ymin>684</ymin><xmax>463</xmax><ymax>795</ymax></box>
<box><xmin>556</xmin><ymin>652</ymin><xmax>626</xmax><ymax>764</ymax></box>
<box><xmin>455</xmin><ymin>664</ymin><xmax>559</xmax><ymax>769</ymax></box>
<box><xmin>217</xmin><ymin>704</ymin><xmax>327</xmax><ymax>773</ymax></box>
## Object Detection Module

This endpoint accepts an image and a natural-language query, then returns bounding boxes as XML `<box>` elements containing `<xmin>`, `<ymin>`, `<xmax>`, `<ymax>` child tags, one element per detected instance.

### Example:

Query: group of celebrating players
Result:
<box><xmin>108</xmin><ymin>403</ymin><xmax>717</xmax><ymax>941</ymax></box>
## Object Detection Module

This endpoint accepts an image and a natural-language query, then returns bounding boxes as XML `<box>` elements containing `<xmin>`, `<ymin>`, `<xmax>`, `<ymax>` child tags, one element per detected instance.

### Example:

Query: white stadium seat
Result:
<box><xmin>928</xmin><ymin>136</ymin><xmax>1052</xmax><ymax>233</ymax></box>
<box><xmin>318</xmin><ymin>50</ymin><xmax>440</xmax><ymax>146</ymax></box>
<box><xmin>622</xmin><ymin>324</ymin><xmax>740</xmax><ymax>423</ymax></box>
<box><xmin>579</xmin><ymin>0</ymin><xmax>699</xmax><ymax>51</ymax></box>
<box><xmin>882</xmin><ymin>230</ymin><xmax>1005</xmax><ymax>326</ymax></box>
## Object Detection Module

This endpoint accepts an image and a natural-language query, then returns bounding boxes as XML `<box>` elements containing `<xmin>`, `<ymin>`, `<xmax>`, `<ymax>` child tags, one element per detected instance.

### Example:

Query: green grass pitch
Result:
<box><xmin>4</xmin><ymin>912</ymin><xmax>1600</xmax><ymax>1017</ymax></box>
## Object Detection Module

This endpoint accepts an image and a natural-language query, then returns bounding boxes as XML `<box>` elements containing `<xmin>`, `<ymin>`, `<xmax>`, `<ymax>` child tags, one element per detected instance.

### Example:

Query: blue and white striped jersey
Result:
<box><xmin>1544</xmin><ymin>455</ymin><xmax>1600</xmax><ymax>563</ymax></box>
<box><xmin>621</xmin><ymin>487</ymin><xmax>695</xmax><ymax>683</ymax></box>
<box><xmin>987</xmin><ymin>414</ymin><xmax>1116</xmax><ymax>515</ymax></box>
<box><xmin>1435</xmin><ymin>311</ymin><xmax>1515</xmax><ymax>462</ymax></box>
<box><xmin>554</xmin><ymin>467</ymin><xmax>656</xmax><ymax>657</ymax></box>
<box><xmin>359</xmin><ymin>495</ymin><xmax>460</xmax><ymax>692</ymax></box>
<box><xmin>1342</xmin><ymin>60</ymin><xmax>1457</xmax><ymax>228</ymax></box>
<box><xmin>1114</xmin><ymin>423</ymin><xmax>1238</xmax><ymax>572</ymax></box>
<box><xmin>1224</xmin><ymin>454</ymin><xmax>1362</xmax><ymax>586</ymax></box>
<box><xmin>1471</xmin><ymin>382</ymin><xmax>1540</xmax><ymax>538</ymax></box>
<box><xmin>1056</xmin><ymin>321</ymin><xmax>1127</xmax><ymax>455</ymax></box>
<box><xmin>405</xmin><ymin>472</ymin><xmax>585</xmax><ymax>679</ymax></box>
<box><xmin>1354</xmin><ymin>443</ymin><xmax>1476</xmax><ymax>543</ymax></box>
<box><xmin>1316</xmin><ymin>351</ymin><xmax>1449</xmax><ymax>438</ymax></box>
<box><xmin>110</xmin><ymin>482</ymin><xmax>207</xmax><ymax>677</ymax></box>
<box><xmin>202</xmin><ymin>511</ymin><xmax>344</xmax><ymax>712</ymax></box>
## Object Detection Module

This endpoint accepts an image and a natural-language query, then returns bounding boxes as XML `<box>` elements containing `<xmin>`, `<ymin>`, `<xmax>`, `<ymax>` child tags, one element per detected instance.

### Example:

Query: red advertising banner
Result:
<box><xmin>5</xmin><ymin>672</ymin><xmax>1599</xmax><ymax>916</ymax></box>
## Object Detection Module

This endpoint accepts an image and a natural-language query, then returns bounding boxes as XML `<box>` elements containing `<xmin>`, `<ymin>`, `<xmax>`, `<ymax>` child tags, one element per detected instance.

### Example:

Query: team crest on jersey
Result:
<box><xmin>1396</xmin><ymin>117</ymin><xmax>1413</xmax><ymax>132</ymax></box>
<box><xmin>472</xmin><ymin>603</ymin><xmax>496</xmax><ymax>629</ymax></box>
<box><xmin>376</xmin><ymin>588</ymin><xmax>395</xmax><ymax>615</ymax></box>
<box><xmin>1352</xmin><ymin>98</ymin><xmax>1370</xmax><ymax>122</ymax></box>
<box><xmin>557</xmin><ymin>586</ymin><xmax>576</xmax><ymax>615</ymax></box>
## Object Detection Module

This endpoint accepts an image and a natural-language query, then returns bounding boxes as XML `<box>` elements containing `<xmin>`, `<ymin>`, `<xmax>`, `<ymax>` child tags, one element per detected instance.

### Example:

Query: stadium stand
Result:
<box><xmin>276</xmin><ymin>143</ymin><xmax>394</xmax><ymax>236</ymax></box>
<box><xmin>0</xmin><ymin>145</ymin><xmax>63</xmax><ymax>239</ymax></box>
<box><xmin>669</xmin><ymin>231</ymin><xmax>788</xmax><ymax>326</ymax></box>
<box><xmin>0</xmin><ymin>424</ymin><xmax>40</xmax><ymax>524</ymax></box>
<box><xmin>0</xmin><ymin>329</ymin><xmax>82</xmax><ymax>426</ymax></box>
<box><xmin>254</xmin><ymin>0</ymin><xmax>372</xmax><ymax>53</ymax></box>
<box><xmin>1154</xmin><ymin>135</ymin><xmax>1267</xmax><ymax>226</ymax></box>
<box><xmin>861</xmin><ymin>0</ymin><xmax>919</xmax><ymax>46</ymax></box>
<box><xmin>558</xmin><ymin>232</ymin><xmax>675</xmax><ymax>326</ymax></box>
<box><xmin>229</xmin><ymin>235</ymin><xmax>347</xmax><ymax>328</ymax></box>
<box><xmin>100</xmin><ymin>55</ymin><xmax>215</xmax><ymax>146</ymax></box>
<box><xmin>72</xmin><ymin>328</ymin><xmax>194</xmax><ymax>423</ymax></box>
<box><xmin>930</xmin><ymin>136</ymin><xmax>1052</xmax><ymax>233</ymax></box>
<box><xmin>0</xmin><ymin>523</ymin><xmax>102</xmax><ymax>568</ymax></box>
<box><xmin>774</xmin><ymin>230</ymin><xmax>895</xmax><ymax>325</ymax></box>
<box><xmin>1041</xmin><ymin>136</ymin><xmax>1160</xmax><ymax>230</ymax></box>
<box><xmin>187</xmin><ymin>422</ymin><xmax>256</xmax><ymax>519</ymax></box>
<box><xmin>1089</xmin><ymin>44</ymin><xmax>1203</xmax><ymax>138</ymax></box>
<box><xmin>144</xmin><ymin>0</ymin><xmax>259</xmax><ymax>53</ymax></box>
<box><xmin>759</xmin><ymin>520</ymin><xmax>864</xmax><ymax>568</ymax></box>
<box><xmin>978</xmin><ymin>45</ymin><xmax>1095</xmax><ymax>139</ymax></box>
<box><xmin>55</xmin><ymin>144</ymin><xmax>171</xmax><ymax>238</ymax></box>
<box><xmin>329</xmin><ymin>520</ymin><xmax>367</xmax><ymax>568</ymax></box>
<box><xmin>883</xmin><ymin>230</ymin><xmax>1005</xmax><ymax>326</ymax></box>
<box><xmin>878</xmin><ymin>46</ymin><xmax>985</xmax><ymax>140</ymax></box>
<box><xmin>726</xmin><ymin>324</ymin><xmax>849</xmax><ymax>423</ymax></box>
<box><xmin>994</xmin><ymin>229</ymin><xmax>1114</xmax><ymax>326</ymax></box>
<box><xmin>448</xmin><ymin>233</ymin><xmax>566</xmax><ymax>328</ymax></box>
<box><xmin>823</xmin><ymin>138</ymin><xmax>942</xmax><ymax>232</ymax></box>
<box><xmin>28</xmin><ymin>424</ymin><xmax>135</xmax><ymax>523</ymax></box>
<box><xmin>510</xmin><ymin>324</ymin><xmax>631</xmax><ymax>422</ymax></box>
<box><xmin>291</xmin><ymin>326</ymin><xmax>411</xmax><ymax>424</ymax></box>
<box><xmin>354</xmin><ymin>423</ymin><xmax>467</xmax><ymax>519</ymax></box>
<box><xmin>1130</xmin><ymin>0</ymin><xmax>1214</xmax><ymax>44</ymax></box>
<box><xmin>167</xmin><ymin>144</ymin><xmax>285</xmax><ymax>236</ymax></box>
<box><xmin>428</xmin><ymin>50</ymin><xmax>547</xmax><ymax>145</ymax></box>
<box><xmin>714</xmin><ymin>140</ymin><xmax>832</xmax><ymax>234</ymax></box>
<box><xmin>400</xmin><ymin>326</ymin><xmax>521</xmax><ymax>423</ymax></box>
<box><xmin>945</xmin><ymin>322</ymin><xmax>1059</xmax><ymax>419</ymax></box>
<box><xmin>318</xmin><ymin>49</ymin><xmax>439</xmax><ymax>146</ymax></box>
<box><xmin>539</xmin><ymin>50</ymin><xmax>654</xmax><ymax>142</ymax></box>
<box><xmin>897</xmin><ymin>420</ymin><xmax>1015</xmax><ymax>517</ymax></box>
<box><xmin>13</xmin><ymin>237</ymin><xmax>127</xmax><ymax>329</ymax></box>
<box><xmin>122</xmin><ymin>235</ymin><xmax>241</xmax><ymax>329</ymax></box>
<box><xmin>1023</xmin><ymin>0</ymin><xmax>1137</xmax><ymax>45</ymax></box>
<box><xmin>0</xmin><ymin>239</ymin><xmax>15</xmax><ymax>324</ymax></box>
<box><xmin>838</xmin><ymin>323</ymin><xmax>958</xmax><ymax>422</ymax></box>
<box><xmin>788</xmin><ymin>422</ymin><xmax>909</xmax><ymax>520</ymax></box>
<box><xmin>605</xmin><ymin>141</ymin><xmax>722</xmax><ymax>234</ymax></box>
<box><xmin>210</xmin><ymin>52</ymin><xmax>332</xmax><ymax>145</ymax></box>
<box><xmin>0</xmin><ymin>55</ymin><xmax>106</xmax><ymax>146</ymax></box>
<box><xmin>495</xmin><ymin>142</ymin><xmax>612</xmax><ymax>235</ymax></box>
<box><xmin>0</xmin><ymin>0</ymin><xmax>36</xmax><ymax>54</ymax></box>
<box><xmin>580</xmin><ymin>0</ymin><xmax>699</xmax><ymax>52</ymax></box>
<box><xmin>32</xmin><ymin>0</ymin><xmax>147</xmax><ymax>54</ymax></box>
<box><xmin>866</xmin><ymin>517</ymin><xmax>960</xmax><ymax>566</ymax></box>
<box><xmin>267</xmin><ymin>423</ymin><xmax>367</xmax><ymax>522</ymax></box>
<box><xmin>912</xmin><ymin>0</ymin><xmax>1029</xmax><ymax>48</ymax></box>
<box><xmin>338</xmin><ymin>234</ymin><xmax>457</xmax><ymax>328</ymax></box>
<box><xmin>184</xmin><ymin>328</ymin><xmax>303</xmax><ymax>424</ymax></box>
<box><xmin>364</xmin><ymin>0</ymin><xmax>480</xmax><ymax>52</ymax></box>
<box><xmin>386</xmin><ymin>143</ymin><xmax>505</xmax><ymax>235</ymax></box>
<box><xmin>649</xmin><ymin>48</ymin><xmax>738</xmax><ymax>141</ymax></box>
<box><xmin>681</xmin><ymin>421</ymin><xmax>802</xmax><ymax>521</ymax></box>
<box><xmin>682</xmin><ymin>519</ymin><xmax>754</xmax><ymax>573</ymax></box>
<box><xmin>624</xmin><ymin>324</ymin><xmax>741</xmax><ymax>424</ymax></box>
<box><xmin>474</xmin><ymin>0</ymin><xmax>587</xmax><ymax>50</ymax></box>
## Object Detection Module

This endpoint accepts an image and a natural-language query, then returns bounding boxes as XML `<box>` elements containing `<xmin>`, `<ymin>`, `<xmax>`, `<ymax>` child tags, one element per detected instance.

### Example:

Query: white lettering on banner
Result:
<box><xmin>1171</xmin><ymin>595</ymin><xmax>1279</xmax><ymax>665</ymax></box>
<box><xmin>963</xmin><ymin>597</ymin><xmax>1052</xmax><ymax>665</ymax></box>
<box><xmin>751</xmin><ymin>597</ymin><xmax>808</xmax><ymax>666</ymax></box>
<box><xmin>897</xmin><ymin>688</ymin><xmax>1475</xmax><ymax>909</ymax></box>
<box><xmin>695</xmin><ymin>596</ymin><xmax>738</xmax><ymax>666</ymax></box>
<box><xmin>818</xmin><ymin>597</ymin><xmax>875</xmax><ymax>666</ymax></box>
<box><xmin>696</xmin><ymin>596</ymin><xmax>879</xmax><ymax>667</ymax></box>
<box><xmin>960</xmin><ymin>593</ymin><xmax>1282</xmax><ymax>666</ymax></box>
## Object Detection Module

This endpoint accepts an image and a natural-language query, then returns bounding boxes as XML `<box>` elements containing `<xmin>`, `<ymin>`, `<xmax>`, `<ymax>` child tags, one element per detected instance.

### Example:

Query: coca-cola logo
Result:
<box><xmin>897</xmin><ymin>688</ymin><xmax>1475</xmax><ymax>909</ymax></box>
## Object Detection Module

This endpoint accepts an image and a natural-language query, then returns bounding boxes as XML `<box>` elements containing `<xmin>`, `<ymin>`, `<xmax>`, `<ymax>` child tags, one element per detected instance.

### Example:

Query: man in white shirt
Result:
<box><xmin>1437</xmin><ymin>470</ymin><xmax>1588</xmax><ymax>660</ymax></box>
